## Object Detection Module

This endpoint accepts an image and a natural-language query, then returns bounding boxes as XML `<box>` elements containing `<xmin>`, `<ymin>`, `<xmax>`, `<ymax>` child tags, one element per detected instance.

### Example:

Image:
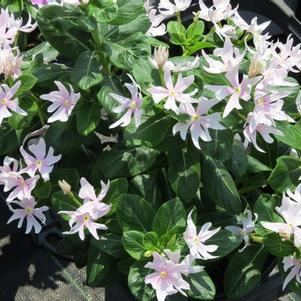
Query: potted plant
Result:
<box><xmin>1</xmin><ymin>0</ymin><xmax>301</xmax><ymax>300</ymax></box>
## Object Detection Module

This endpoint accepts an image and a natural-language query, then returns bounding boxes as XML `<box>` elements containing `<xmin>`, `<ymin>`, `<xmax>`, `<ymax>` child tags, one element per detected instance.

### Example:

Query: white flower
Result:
<box><xmin>183</xmin><ymin>210</ymin><xmax>220</xmax><ymax>260</ymax></box>
<box><xmin>7</xmin><ymin>197</ymin><xmax>49</xmax><ymax>234</ymax></box>
<box><xmin>282</xmin><ymin>256</ymin><xmax>301</xmax><ymax>290</ymax></box>
<box><xmin>225</xmin><ymin>210</ymin><xmax>257</xmax><ymax>252</ymax></box>
<box><xmin>261</xmin><ymin>195</ymin><xmax>301</xmax><ymax>247</ymax></box>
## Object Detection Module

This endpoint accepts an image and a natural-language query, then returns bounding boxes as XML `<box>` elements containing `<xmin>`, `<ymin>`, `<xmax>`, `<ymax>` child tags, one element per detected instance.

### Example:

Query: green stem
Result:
<box><xmin>68</xmin><ymin>191</ymin><xmax>83</xmax><ymax>207</ymax></box>
<box><xmin>176</xmin><ymin>12</ymin><xmax>182</xmax><ymax>24</ymax></box>
<box><xmin>29</xmin><ymin>92</ymin><xmax>45</xmax><ymax>126</ymax></box>
<box><xmin>203</xmin><ymin>26</ymin><xmax>215</xmax><ymax>42</ymax></box>
<box><xmin>234</xmin><ymin>109</ymin><xmax>247</xmax><ymax>122</ymax></box>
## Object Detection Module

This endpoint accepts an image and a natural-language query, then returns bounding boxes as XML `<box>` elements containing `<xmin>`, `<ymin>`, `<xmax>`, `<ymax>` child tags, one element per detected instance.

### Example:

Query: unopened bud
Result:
<box><xmin>248</xmin><ymin>58</ymin><xmax>264</xmax><ymax>78</ymax></box>
<box><xmin>58</xmin><ymin>180</ymin><xmax>71</xmax><ymax>195</ymax></box>
<box><xmin>279</xmin><ymin>231</ymin><xmax>291</xmax><ymax>241</ymax></box>
<box><xmin>153</xmin><ymin>46</ymin><xmax>169</xmax><ymax>69</ymax></box>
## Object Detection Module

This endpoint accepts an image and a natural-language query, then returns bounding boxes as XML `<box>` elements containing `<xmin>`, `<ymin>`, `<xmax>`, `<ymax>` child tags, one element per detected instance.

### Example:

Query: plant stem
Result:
<box><xmin>29</xmin><ymin>92</ymin><xmax>45</xmax><ymax>126</ymax></box>
<box><xmin>68</xmin><ymin>191</ymin><xmax>83</xmax><ymax>207</ymax></box>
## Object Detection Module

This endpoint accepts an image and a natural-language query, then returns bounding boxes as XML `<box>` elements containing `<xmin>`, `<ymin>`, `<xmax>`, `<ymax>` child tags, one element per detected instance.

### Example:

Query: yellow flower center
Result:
<box><xmin>169</xmin><ymin>89</ymin><xmax>176</xmax><ymax>97</ymax></box>
<box><xmin>191</xmin><ymin>114</ymin><xmax>199</xmax><ymax>121</ymax></box>
<box><xmin>25</xmin><ymin>208</ymin><xmax>33</xmax><ymax>214</ymax></box>
<box><xmin>64</xmin><ymin>99</ymin><xmax>70</xmax><ymax>107</ymax></box>
<box><xmin>1</xmin><ymin>98</ymin><xmax>7</xmax><ymax>105</ymax></box>
<box><xmin>130</xmin><ymin>101</ymin><xmax>137</xmax><ymax>109</ymax></box>
<box><xmin>160</xmin><ymin>271</ymin><xmax>168</xmax><ymax>278</ymax></box>
<box><xmin>36</xmin><ymin>160</ymin><xmax>42</xmax><ymax>166</ymax></box>
<box><xmin>83</xmin><ymin>214</ymin><xmax>90</xmax><ymax>222</ymax></box>
<box><xmin>193</xmin><ymin>236</ymin><xmax>200</xmax><ymax>244</ymax></box>
<box><xmin>235</xmin><ymin>87</ymin><xmax>241</xmax><ymax>94</ymax></box>
<box><xmin>258</xmin><ymin>97</ymin><xmax>265</xmax><ymax>105</ymax></box>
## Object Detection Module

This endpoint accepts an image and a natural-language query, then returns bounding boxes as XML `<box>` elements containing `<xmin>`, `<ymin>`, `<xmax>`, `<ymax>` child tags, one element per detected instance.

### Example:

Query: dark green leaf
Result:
<box><xmin>268</xmin><ymin>156</ymin><xmax>301</xmax><ymax>192</ymax></box>
<box><xmin>117</xmin><ymin>194</ymin><xmax>155</xmax><ymax>232</ymax></box>
<box><xmin>123</xmin><ymin>230</ymin><xmax>145</xmax><ymax>260</ymax></box>
<box><xmin>201</xmin><ymin>155</ymin><xmax>242</xmax><ymax>214</ymax></box>
<box><xmin>263</xmin><ymin>233</ymin><xmax>296</xmax><ymax>257</ymax></box>
<box><xmin>224</xmin><ymin>245</ymin><xmax>268</xmax><ymax>298</ymax></box>
<box><xmin>167</xmin><ymin>144</ymin><xmax>201</xmax><ymax>202</ymax></box>
<box><xmin>128</xmin><ymin>262</ymin><xmax>155</xmax><ymax>301</ymax></box>
<box><xmin>152</xmin><ymin>198</ymin><xmax>186</xmax><ymax>236</ymax></box>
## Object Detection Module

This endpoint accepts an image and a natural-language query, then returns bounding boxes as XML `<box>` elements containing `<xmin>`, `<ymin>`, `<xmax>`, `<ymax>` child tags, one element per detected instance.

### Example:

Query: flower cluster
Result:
<box><xmin>0</xmin><ymin>138</ymin><xmax>61</xmax><ymax>233</ymax></box>
<box><xmin>0</xmin><ymin>8</ymin><xmax>36</xmax><ymax>78</ymax></box>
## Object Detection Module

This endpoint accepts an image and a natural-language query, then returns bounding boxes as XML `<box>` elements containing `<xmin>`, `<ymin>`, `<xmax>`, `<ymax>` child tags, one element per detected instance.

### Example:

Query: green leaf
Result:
<box><xmin>72</xmin><ymin>50</ymin><xmax>103</xmax><ymax>90</ymax></box>
<box><xmin>99</xmin><ymin>146</ymin><xmax>159</xmax><ymax>178</ymax></box>
<box><xmin>187</xmin><ymin>271</ymin><xmax>216</xmax><ymax>300</ymax></box>
<box><xmin>51</xmin><ymin>191</ymin><xmax>79</xmax><ymax>213</ymax></box>
<box><xmin>152</xmin><ymin>198</ymin><xmax>186</xmax><ymax>236</ymax></box>
<box><xmin>110</xmin><ymin>0</ymin><xmax>144</xmax><ymax>25</ymax></box>
<box><xmin>143</xmin><ymin>231</ymin><xmax>159</xmax><ymax>251</ymax></box>
<box><xmin>207</xmin><ymin>229</ymin><xmax>241</xmax><ymax>259</ymax></box>
<box><xmin>76</xmin><ymin>102</ymin><xmax>101</xmax><ymax>136</ymax></box>
<box><xmin>167</xmin><ymin>144</ymin><xmax>201</xmax><ymax>202</ymax></box>
<box><xmin>224</xmin><ymin>245</ymin><xmax>268</xmax><ymax>299</ymax></box>
<box><xmin>186</xmin><ymin>21</ymin><xmax>205</xmax><ymax>43</ymax></box>
<box><xmin>128</xmin><ymin>262</ymin><xmax>155</xmax><ymax>301</ymax></box>
<box><xmin>201</xmin><ymin>155</ymin><xmax>242</xmax><ymax>214</ymax></box>
<box><xmin>167</xmin><ymin>21</ymin><xmax>186</xmax><ymax>45</ymax></box>
<box><xmin>15</xmin><ymin>74</ymin><xmax>37</xmax><ymax>96</ymax></box>
<box><xmin>268</xmin><ymin>156</ymin><xmax>301</xmax><ymax>193</ymax></box>
<box><xmin>105</xmin><ymin>178</ymin><xmax>128</xmax><ymax>203</ymax></box>
<box><xmin>130</xmin><ymin>175</ymin><xmax>161</xmax><ymax>209</ymax></box>
<box><xmin>51</xmin><ymin>168</ymin><xmax>80</xmax><ymax>188</ymax></box>
<box><xmin>263</xmin><ymin>233</ymin><xmax>296</xmax><ymax>257</ymax></box>
<box><xmin>117</xmin><ymin>194</ymin><xmax>155</xmax><ymax>232</ymax></box>
<box><xmin>91</xmin><ymin>233</ymin><xmax>126</xmax><ymax>258</ymax></box>
<box><xmin>254</xmin><ymin>194</ymin><xmax>282</xmax><ymax>222</ymax></box>
<box><xmin>276</xmin><ymin>121</ymin><xmax>301</xmax><ymax>152</ymax></box>
<box><xmin>187</xmin><ymin>41</ymin><xmax>215</xmax><ymax>56</ymax></box>
<box><xmin>123</xmin><ymin>230</ymin><xmax>146</xmax><ymax>260</ymax></box>
<box><xmin>125</xmin><ymin>114</ymin><xmax>172</xmax><ymax>147</ymax></box>
<box><xmin>33</xmin><ymin>181</ymin><xmax>52</xmax><ymax>200</ymax></box>
<box><xmin>104</xmin><ymin>33</ymin><xmax>151</xmax><ymax>70</ymax></box>
<box><xmin>229</xmin><ymin>140</ymin><xmax>248</xmax><ymax>178</ymax></box>
<box><xmin>87</xmin><ymin>0</ymin><xmax>118</xmax><ymax>23</ymax></box>
<box><xmin>37</xmin><ymin>5</ymin><xmax>91</xmax><ymax>60</ymax></box>
<box><xmin>247</xmin><ymin>155</ymin><xmax>272</xmax><ymax>173</ymax></box>
<box><xmin>86</xmin><ymin>243</ymin><xmax>112</xmax><ymax>287</ymax></box>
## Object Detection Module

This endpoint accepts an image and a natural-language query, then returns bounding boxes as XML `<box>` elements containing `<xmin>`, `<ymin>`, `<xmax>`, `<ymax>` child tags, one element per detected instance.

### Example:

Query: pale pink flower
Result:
<box><xmin>225</xmin><ymin>210</ymin><xmax>257</xmax><ymax>252</ymax></box>
<box><xmin>243</xmin><ymin>120</ymin><xmax>281</xmax><ymax>153</ymax></box>
<box><xmin>198</xmin><ymin>0</ymin><xmax>237</xmax><ymax>24</ymax></box>
<box><xmin>159</xmin><ymin>0</ymin><xmax>192</xmax><ymax>16</ymax></box>
<box><xmin>146</xmin><ymin>8</ymin><xmax>167</xmax><ymax>37</ymax></box>
<box><xmin>148</xmin><ymin>68</ymin><xmax>194</xmax><ymax>113</ymax></box>
<box><xmin>40</xmin><ymin>81</ymin><xmax>80</xmax><ymax>123</ymax></box>
<box><xmin>7</xmin><ymin>197</ymin><xmax>49</xmax><ymax>234</ymax></box>
<box><xmin>79</xmin><ymin>177</ymin><xmax>110</xmax><ymax>203</ymax></box>
<box><xmin>261</xmin><ymin>196</ymin><xmax>301</xmax><ymax>248</ymax></box>
<box><xmin>272</xmin><ymin>36</ymin><xmax>301</xmax><ymax>73</ymax></box>
<box><xmin>248</xmin><ymin>90</ymin><xmax>294</xmax><ymax>133</ymax></box>
<box><xmin>233</xmin><ymin>12</ymin><xmax>271</xmax><ymax>36</ymax></box>
<box><xmin>0</xmin><ymin>9</ymin><xmax>36</xmax><ymax>46</ymax></box>
<box><xmin>183</xmin><ymin>210</ymin><xmax>220</xmax><ymax>260</ymax></box>
<box><xmin>109</xmin><ymin>82</ymin><xmax>142</xmax><ymax>129</ymax></box>
<box><xmin>169</xmin><ymin>56</ymin><xmax>200</xmax><ymax>72</ymax></box>
<box><xmin>20</xmin><ymin>138</ymin><xmax>61</xmax><ymax>181</ymax></box>
<box><xmin>4</xmin><ymin>173</ymin><xmax>40</xmax><ymax>202</ymax></box>
<box><xmin>202</xmin><ymin>37</ymin><xmax>244</xmax><ymax>74</ymax></box>
<box><xmin>286</xmin><ymin>183</ymin><xmax>301</xmax><ymax>205</ymax></box>
<box><xmin>0</xmin><ymin>81</ymin><xmax>27</xmax><ymax>125</ymax></box>
<box><xmin>0</xmin><ymin>156</ymin><xmax>19</xmax><ymax>185</ymax></box>
<box><xmin>59</xmin><ymin>179</ymin><xmax>111</xmax><ymax>240</ymax></box>
<box><xmin>282</xmin><ymin>256</ymin><xmax>301</xmax><ymax>290</ymax></box>
<box><xmin>206</xmin><ymin>66</ymin><xmax>260</xmax><ymax>117</ymax></box>
<box><xmin>173</xmin><ymin>99</ymin><xmax>224</xmax><ymax>149</ymax></box>
<box><xmin>145</xmin><ymin>250</ymin><xmax>202</xmax><ymax>301</ymax></box>
<box><xmin>0</xmin><ymin>45</ymin><xmax>23</xmax><ymax>78</ymax></box>
<box><xmin>60</xmin><ymin>200</ymin><xmax>111</xmax><ymax>240</ymax></box>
